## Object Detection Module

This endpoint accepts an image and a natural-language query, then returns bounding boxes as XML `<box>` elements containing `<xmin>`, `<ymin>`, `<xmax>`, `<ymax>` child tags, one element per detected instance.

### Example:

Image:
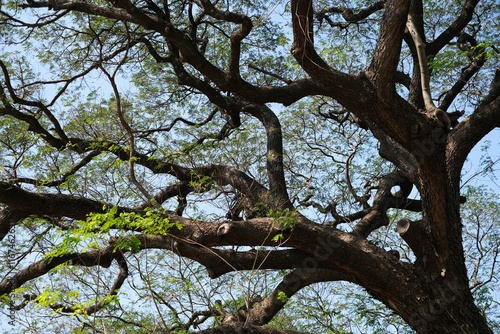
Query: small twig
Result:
<box><xmin>97</xmin><ymin>24</ymin><xmax>157</xmax><ymax>207</ymax></box>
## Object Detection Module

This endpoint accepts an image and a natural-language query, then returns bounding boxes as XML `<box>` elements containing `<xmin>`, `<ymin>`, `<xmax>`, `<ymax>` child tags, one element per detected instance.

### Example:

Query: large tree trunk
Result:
<box><xmin>406</xmin><ymin>284</ymin><xmax>492</xmax><ymax>333</ymax></box>
<box><xmin>388</xmin><ymin>151</ymin><xmax>492</xmax><ymax>333</ymax></box>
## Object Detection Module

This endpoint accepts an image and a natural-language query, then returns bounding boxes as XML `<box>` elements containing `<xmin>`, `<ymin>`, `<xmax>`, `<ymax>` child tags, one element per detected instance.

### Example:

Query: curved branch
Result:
<box><xmin>247</xmin><ymin>268</ymin><xmax>356</xmax><ymax>326</ymax></box>
<box><xmin>0</xmin><ymin>8</ymin><xmax>69</xmax><ymax>28</ymax></box>
<box><xmin>133</xmin><ymin>181</ymin><xmax>193</xmax><ymax>211</ymax></box>
<box><xmin>22</xmin><ymin>0</ymin><xmax>326</xmax><ymax>107</ymax></box>
<box><xmin>0</xmin><ymin>240</ymin><xmax>118</xmax><ymax>297</ymax></box>
<box><xmin>56</xmin><ymin>137</ymin><xmax>271</xmax><ymax>207</ymax></box>
<box><xmin>2</xmin><ymin>40</ymin><xmax>71</xmax><ymax>143</ymax></box>
<box><xmin>25</xmin><ymin>252</ymin><xmax>128</xmax><ymax>315</ymax></box>
<box><xmin>315</xmin><ymin>1</ymin><xmax>386</xmax><ymax>25</ymax></box>
<box><xmin>290</xmin><ymin>0</ymin><xmax>362</xmax><ymax>101</ymax></box>
<box><xmin>109</xmin><ymin>0</ymin><xmax>162</xmax><ymax>29</ymax></box>
<box><xmin>4</xmin><ymin>37</ymin><xmax>141</xmax><ymax>110</ymax></box>
<box><xmin>344</xmin><ymin>145</ymin><xmax>368</xmax><ymax>208</ymax></box>
<box><xmin>352</xmin><ymin>172</ymin><xmax>402</xmax><ymax>237</ymax></box>
<box><xmin>199</xmin><ymin>0</ymin><xmax>252</xmax><ymax>79</ymax></box>
<box><xmin>427</xmin><ymin>0</ymin><xmax>480</xmax><ymax>55</ymax></box>
<box><xmin>243</xmin><ymin>104</ymin><xmax>289</xmax><ymax>206</ymax></box>
<box><xmin>447</xmin><ymin>94</ymin><xmax>500</xmax><ymax>179</ymax></box>
<box><xmin>99</xmin><ymin>31</ymin><xmax>156</xmax><ymax>206</ymax></box>
<box><xmin>114</xmin><ymin>43</ymin><xmax>288</xmax><ymax>207</ymax></box>
<box><xmin>0</xmin><ymin>83</ymin><xmax>66</xmax><ymax>150</ymax></box>
<box><xmin>133</xmin><ymin>108</ymin><xmax>219</xmax><ymax>136</ymax></box>
<box><xmin>10</xmin><ymin>151</ymin><xmax>100</xmax><ymax>187</ymax></box>
<box><xmin>21</xmin><ymin>0</ymin><xmax>147</xmax><ymax>24</ymax></box>
<box><xmin>438</xmin><ymin>58</ymin><xmax>486</xmax><ymax>112</ymax></box>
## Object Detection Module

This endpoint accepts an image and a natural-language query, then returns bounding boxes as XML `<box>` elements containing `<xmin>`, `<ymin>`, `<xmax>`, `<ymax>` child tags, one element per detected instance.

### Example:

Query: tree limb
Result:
<box><xmin>427</xmin><ymin>0</ymin><xmax>480</xmax><ymax>55</ymax></box>
<box><xmin>247</xmin><ymin>268</ymin><xmax>356</xmax><ymax>326</ymax></box>
<box><xmin>315</xmin><ymin>1</ymin><xmax>385</xmax><ymax>28</ymax></box>
<box><xmin>0</xmin><ymin>240</ymin><xmax>119</xmax><ymax>297</ymax></box>
<box><xmin>367</xmin><ymin>0</ymin><xmax>409</xmax><ymax>98</ymax></box>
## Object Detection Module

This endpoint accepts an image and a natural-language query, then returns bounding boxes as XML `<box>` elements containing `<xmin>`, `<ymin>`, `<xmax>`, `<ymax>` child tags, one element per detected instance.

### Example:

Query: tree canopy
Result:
<box><xmin>0</xmin><ymin>0</ymin><xmax>499</xmax><ymax>332</ymax></box>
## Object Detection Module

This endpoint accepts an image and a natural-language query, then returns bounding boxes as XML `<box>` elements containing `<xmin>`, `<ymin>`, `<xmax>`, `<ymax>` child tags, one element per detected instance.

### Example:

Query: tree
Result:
<box><xmin>0</xmin><ymin>0</ymin><xmax>499</xmax><ymax>332</ymax></box>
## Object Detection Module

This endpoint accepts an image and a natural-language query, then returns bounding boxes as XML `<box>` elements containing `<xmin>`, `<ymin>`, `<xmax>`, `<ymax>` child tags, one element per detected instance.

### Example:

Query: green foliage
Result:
<box><xmin>267</xmin><ymin>208</ymin><xmax>298</xmax><ymax>229</ymax></box>
<box><xmin>43</xmin><ymin>206</ymin><xmax>183</xmax><ymax>263</ymax></box>
<box><xmin>86</xmin><ymin>206</ymin><xmax>183</xmax><ymax>235</ymax></box>
<box><xmin>267</xmin><ymin>208</ymin><xmax>298</xmax><ymax>242</ymax></box>
<box><xmin>277</xmin><ymin>291</ymin><xmax>289</xmax><ymax>303</ymax></box>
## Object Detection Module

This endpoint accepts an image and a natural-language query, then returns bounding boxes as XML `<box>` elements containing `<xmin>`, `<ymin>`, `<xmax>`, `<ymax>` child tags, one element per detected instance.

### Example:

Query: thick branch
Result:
<box><xmin>352</xmin><ymin>172</ymin><xmax>405</xmax><ymax>237</ymax></box>
<box><xmin>406</xmin><ymin>14</ymin><xmax>451</xmax><ymax>129</ymax></box>
<box><xmin>406</xmin><ymin>14</ymin><xmax>434</xmax><ymax>112</ymax></box>
<box><xmin>394</xmin><ymin>219</ymin><xmax>428</xmax><ymax>262</ymax></box>
<box><xmin>199</xmin><ymin>0</ymin><xmax>252</xmax><ymax>79</ymax></box>
<box><xmin>22</xmin><ymin>0</ymin><xmax>146</xmax><ymax>24</ymax></box>
<box><xmin>0</xmin><ymin>179</ymin><xmax>420</xmax><ymax>323</ymax></box>
<box><xmin>367</xmin><ymin>0</ymin><xmax>409</xmax><ymax>97</ymax></box>
<box><xmin>427</xmin><ymin>0</ymin><xmax>480</xmax><ymax>55</ymax></box>
<box><xmin>247</xmin><ymin>268</ymin><xmax>356</xmax><ymax>326</ymax></box>
<box><xmin>290</xmin><ymin>0</ymin><xmax>359</xmax><ymax>96</ymax></box>
<box><xmin>133</xmin><ymin>181</ymin><xmax>192</xmax><ymax>211</ymax></box>
<box><xmin>0</xmin><ymin>181</ymin><xmax>128</xmax><ymax>220</ymax></box>
<box><xmin>447</xmin><ymin>94</ymin><xmax>500</xmax><ymax>178</ymax></box>
<box><xmin>0</xmin><ymin>208</ymin><xmax>28</xmax><ymax>241</ymax></box>
<box><xmin>133</xmin><ymin>234</ymin><xmax>337</xmax><ymax>278</ymax></box>
<box><xmin>0</xmin><ymin>179</ymin><xmax>408</xmax><ymax>285</ymax></box>
<box><xmin>243</xmin><ymin>104</ymin><xmax>289</xmax><ymax>205</ymax></box>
